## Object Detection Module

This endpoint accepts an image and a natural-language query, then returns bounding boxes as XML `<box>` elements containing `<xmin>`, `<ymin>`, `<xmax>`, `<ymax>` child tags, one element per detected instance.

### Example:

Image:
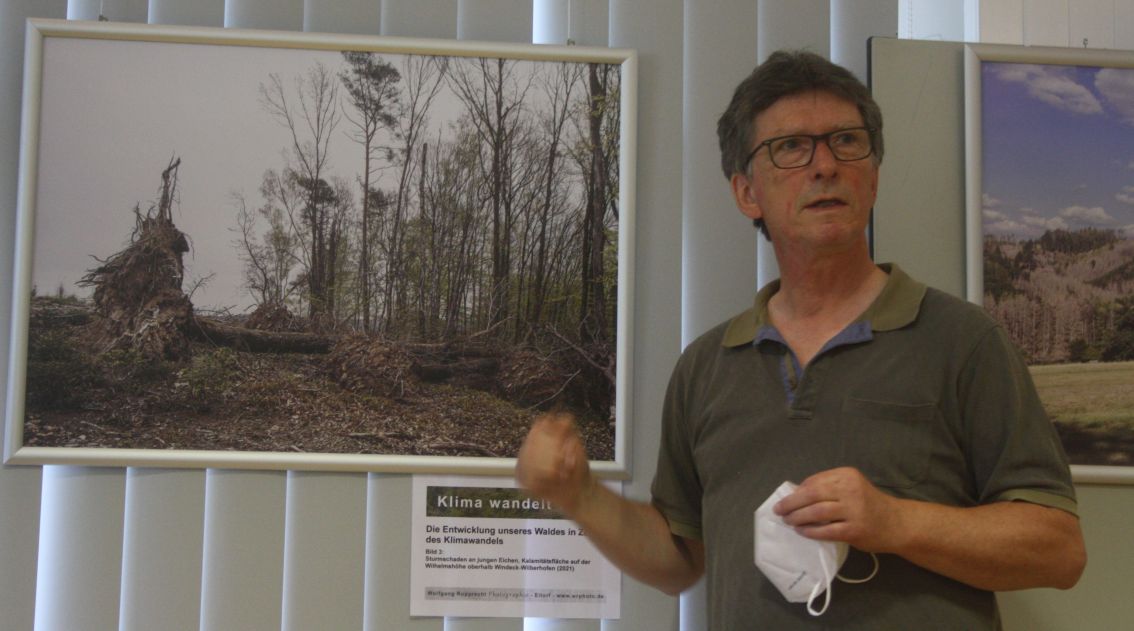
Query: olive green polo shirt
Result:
<box><xmin>651</xmin><ymin>263</ymin><xmax>1076</xmax><ymax>630</ymax></box>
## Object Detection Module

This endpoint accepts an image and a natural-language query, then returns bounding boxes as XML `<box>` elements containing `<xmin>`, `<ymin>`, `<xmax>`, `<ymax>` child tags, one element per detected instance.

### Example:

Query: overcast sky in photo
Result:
<box><xmin>28</xmin><ymin>36</ymin><xmax>475</xmax><ymax>312</ymax></box>
<box><xmin>981</xmin><ymin>60</ymin><xmax>1134</xmax><ymax>240</ymax></box>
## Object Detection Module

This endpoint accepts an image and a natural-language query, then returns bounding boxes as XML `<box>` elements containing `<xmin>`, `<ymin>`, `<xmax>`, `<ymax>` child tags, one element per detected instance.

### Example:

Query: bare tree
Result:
<box><xmin>339</xmin><ymin>52</ymin><xmax>401</xmax><ymax>332</ymax></box>
<box><xmin>408</xmin><ymin>127</ymin><xmax>493</xmax><ymax>340</ymax></box>
<box><xmin>323</xmin><ymin>176</ymin><xmax>357</xmax><ymax>325</ymax></box>
<box><xmin>232</xmin><ymin>190</ymin><xmax>300</xmax><ymax>308</ymax></box>
<box><xmin>377</xmin><ymin>55</ymin><xmax>448</xmax><ymax>336</ymax></box>
<box><xmin>260</xmin><ymin>62</ymin><xmax>343</xmax><ymax>328</ymax></box>
<box><xmin>527</xmin><ymin>62</ymin><xmax>584</xmax><ymax>326</ymax></box>
<box><xmin>578</xmin><ymin>62</ymin><xmax>619</xmax><ymax>346</ymax></box>
<box><xmin>448</xmin><ymin>57</ymin><xmax>535</xmax><ymax>336</ymax></box>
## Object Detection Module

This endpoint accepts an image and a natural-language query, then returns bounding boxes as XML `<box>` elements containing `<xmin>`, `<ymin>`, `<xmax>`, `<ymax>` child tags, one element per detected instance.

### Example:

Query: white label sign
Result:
<box><xmin>410</xmin><ymin>474</ymin><xmax>621</xmax><ymax>619</ymax></box>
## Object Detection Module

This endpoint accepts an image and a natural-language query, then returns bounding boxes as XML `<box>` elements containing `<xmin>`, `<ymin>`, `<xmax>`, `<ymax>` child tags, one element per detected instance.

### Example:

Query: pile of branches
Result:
<box><xmin>79</xmin><ymin>157</ymin><xmax>194</xmax><ymax>361</ymax></box>
<box><xmin>329</xmin><ymin>336</ymin><xmax>503</xmax><ymax>400</ymax></box>
<box><xmin>244</xmin><ymin>302</ymin><xmax>308</xmax><ymax>332</ymax></box>
<box><xmin>328</xmin><ymin>335</ymin><xmax>420</xmax><ymax>399</ymax></box>
<box><xmin>498</xmin><ymin>347</ymin><xmax>586</xmax><ymax>410</ymax></box>
<box><xmin>330</xmin><ymin>329</ymin><xmax>613</xmax><ymax>419</ymax></box>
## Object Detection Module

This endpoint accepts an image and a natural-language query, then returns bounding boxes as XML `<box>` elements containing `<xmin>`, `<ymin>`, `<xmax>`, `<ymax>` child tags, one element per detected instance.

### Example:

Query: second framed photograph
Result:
<box><xmin>965</xmin><ymin>43</ymin><xmax>1134</xmax><ymax>484</ymax></box>
<box><xmin>4</xmin><ymin>19</ymin><xmax>637</xmax><ymax>475</ymax></box>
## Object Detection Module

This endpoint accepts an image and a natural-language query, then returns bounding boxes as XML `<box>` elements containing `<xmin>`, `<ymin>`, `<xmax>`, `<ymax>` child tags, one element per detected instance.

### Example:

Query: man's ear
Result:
<box><xmin>730</xmin><ymin>172</ymin><xmax>763</xmax><ymax>222</ymax></box>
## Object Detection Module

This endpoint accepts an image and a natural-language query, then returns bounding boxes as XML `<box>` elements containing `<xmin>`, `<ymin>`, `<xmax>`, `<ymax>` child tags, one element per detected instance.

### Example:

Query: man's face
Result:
<box><xmin>731</xmin><ymin>90</ymin><xmax>879</xmax><ymax>254</ymax></box>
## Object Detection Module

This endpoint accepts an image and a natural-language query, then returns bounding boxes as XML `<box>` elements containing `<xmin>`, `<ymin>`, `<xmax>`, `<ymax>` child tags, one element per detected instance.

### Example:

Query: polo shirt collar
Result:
<box><xmin>721</xmin><ymin>263</ymin><xmax>927</xmax><ymax>348</ymax></box>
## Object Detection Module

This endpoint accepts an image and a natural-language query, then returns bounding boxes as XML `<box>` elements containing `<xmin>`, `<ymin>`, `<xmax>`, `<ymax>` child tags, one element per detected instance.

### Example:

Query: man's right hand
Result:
<box><xmin>515</xmin><ymin>410</ymin><xmax>707</xmax><ymax>595</ymax></box>
<box><xmin>515</xmin><ymin>411</ymin><xmax>594</xmax><ymax>516</ymax></box>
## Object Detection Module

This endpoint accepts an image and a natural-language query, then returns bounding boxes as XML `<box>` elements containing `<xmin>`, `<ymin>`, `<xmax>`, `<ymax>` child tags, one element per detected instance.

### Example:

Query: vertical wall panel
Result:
<box><xmin>199</xmin><ymin>470</ymin><xmax>287</xmax><ymax>631</ymax></box>
<box><xmin>363</xmin><ymin>475</ymin><xmax>442</xmax><ymax>631</ymax></box>
<box><xmin>444</xmin><ymin>619</ymin><xmax>521</xmax><ymax>631</ymax></box>
<box><xmin>526</xmin><ymin>0</ymin><xmax>610</xmax><ymax>612</ymax></box>
<box><xmin>0</xmin><ymin>3</ymin><xmax>65</xmax><ymax>630</ymax></box>
<box><xmin>119</xmin><ymin>469</ymin><xmax>206</xmax><ymax>631</ymax></box>
<box><xmin>304</xmin><ymin>0</ymin><xmax>380</xmax><ymax>35</ymax></box>
<box><xmin>680</xmin><ymin>0</ymin><xmax>761</xmax><ymax>626</ymax></box>
<box><xmin>980</xmin><ymin>0</ymin><xmax>1025</xmax><ymax>43</ymax></box>
<box><xmin>678</xmin><ymin>581</ymin><xmax>708</xmax><ymax>631</ymax></box>
<box><xmin>831</xmin><ymin>0</ymin><xmax>899</xmax><ymax>80</ymax></box>
<box><xmin>604</xmin><ymin>0</ymin><xmax>684</xmax><ymax>628</ymax></box>
<box><xmin>68</xmin><ymin>0</ymin><xmax>147</xmax><ymax>22</ymax></box>
<box><xmin>681</xmin><ymin>0</ymin><xmax>759</xmax><ymax>345</ymax></box>
<box><xmin>66</xmin><ymin>0</ymin><xmax>98</xmax><ymax>20</ymax></box>
<box><xmin>756</xmin><ymin>0</ymin><xmax>830</xmax><ymax>59</ymax></box>
<box><xmin>753</xmin><ymin>0</ymin><xmax>830</xmax><ymax>287</ymax></box>
<box><xmin>281</xmin><ymin>472</ymin><xmax>368</xmax><ymax>631</ymax></box>
<box><xmin>900</xmin><ymin>0</ymin><xmax>966</xmax><ymax>41</ymax></box>
<box><xmin>224</xmin><ymin>0</ymin><xmax>303</xmax><ymax>30</ymax></box>
<box><xmin>33</xmin><ymin>467</ymin><xmax>126</xmax><ymax>631</ymax></box>
<box><xmin>205</xmin><ymin>5</ymin><xmax>297</xmax><ymax>631</ymax></box>
<box><xmin>284</xmin><ymin>7</ymin><xmax>380</xmax><ymax>625</ymax></box>
<box><xmin>573</xmin><ymin>0</ymin><xmax>609</xmax><ymax>46</ymax></box>
<box><xmin>526</xmin><ymin>620</ymin><xmax>603</xmax><ymax>631</ymax></box>
<box><xmin>965</xmin><ymin>0</ymin><xmax>981</xmax><ymax>41</ymax></box>
<box><xmin>147</xmin><ymin>0</ymin><xmax>225</xmax><ymax>27</ymax></box>
<box><xmin>0</xmin><ymin>466</ymin><xmax>40</xmax><ymax>631</ymax></box>
<box><xmin>1068</xmin><ymin>0</ymin><xmax>1115</xmax><ymax>48</ymax></box>
<box><xmin>831</xmin><ymin>0</ymin><xmax>899</xmax><ymax>272</ymax></box>
<box><xmin>99</xmin><ymin>0</ymin><xmax>148</xmax><ymax>21</ymax></box>
<box><xmin>534</xmin><ymin>0</ymin><xmax>608</xmax><ymax>46</ymax></box>
<box><xmin>1023</xmin><ymin>0</ymin><xmax>1070</xmax><ymax>45</ymax></box>
<box><xmin>1117</xmin><ymin>0</ymin><xmax>1134</xmax><ymax>49</ymax></box>
<box><xmin>444</xmin><ymin>6</ymin><xmax>531</xmax><ymax>630</ymax></box>
<box><xmin>456</xmin><ymin>0</ymin><xmax>533</xmax><ymax>42</ymax></box>
<box><xmin>364</xmin><ymin>5</ymin><xmax>455</xmax><ymax>630</ymax></box>
<box><xmin>870</xmin><ymin>38</ymin><xmax>967</xmax><ymax>298</ymax></box>
<box><xmin>533</xmin><ymin>0</ymin><xmax>568</xmax><ymax>44</ymax></box>
<box><xmin>380</xmin><ymin>0</ymin><xmax>458</xmax><ymax>39</ymax></box>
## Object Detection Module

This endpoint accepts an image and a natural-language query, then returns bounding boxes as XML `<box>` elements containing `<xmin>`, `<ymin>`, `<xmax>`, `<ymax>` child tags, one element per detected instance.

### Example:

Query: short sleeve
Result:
<box><xmin>650</xmin><ymin>346</ymin><xmax>707</xmax><ymax>540</ymax></box>
<box><xmin>959</xmin><ymin>324</ymin><xmax>1078</xmax><ymax>515</ymax></box>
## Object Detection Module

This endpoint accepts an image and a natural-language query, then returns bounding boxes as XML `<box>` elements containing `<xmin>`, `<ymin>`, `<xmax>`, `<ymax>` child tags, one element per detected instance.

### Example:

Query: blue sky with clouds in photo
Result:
<box><xmin>981</xmin><ymin>60</ymin><xmax>1134</xmax><ymax>240</ymax></box>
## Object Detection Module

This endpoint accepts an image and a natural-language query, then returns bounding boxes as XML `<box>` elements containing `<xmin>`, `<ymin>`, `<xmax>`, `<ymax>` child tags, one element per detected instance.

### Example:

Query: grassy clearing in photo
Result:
<box><xmin>1031</xmin><ymin>361</ymin><xmax>1134</xmax><ymax>466</ymax></box>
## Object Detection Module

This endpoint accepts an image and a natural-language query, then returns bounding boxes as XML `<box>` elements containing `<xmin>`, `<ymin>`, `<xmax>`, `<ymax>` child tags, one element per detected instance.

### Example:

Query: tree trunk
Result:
<box><xmin>191</xmin><ymin>317</ymin><xmax>334</xmax><ymax>354</ymax></box>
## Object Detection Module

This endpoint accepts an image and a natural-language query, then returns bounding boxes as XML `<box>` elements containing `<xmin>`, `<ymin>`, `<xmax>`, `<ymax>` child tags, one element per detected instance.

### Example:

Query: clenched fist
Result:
<box><xmin>515</xmin><ymin>411</ymin><xmax>594</xmax><ymax>516</ymax></box>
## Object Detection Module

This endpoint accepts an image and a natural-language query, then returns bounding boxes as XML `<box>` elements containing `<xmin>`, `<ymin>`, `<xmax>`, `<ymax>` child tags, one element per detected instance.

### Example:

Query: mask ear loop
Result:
<box><xmin>837</xmin><ymin>552</ymin><xmax>880</xmax><ymax>584</ymax></box>
<box><xmin>806</xmin><ymin>546</ymin><xmax>836</xmax><ymax>617</ymax></box>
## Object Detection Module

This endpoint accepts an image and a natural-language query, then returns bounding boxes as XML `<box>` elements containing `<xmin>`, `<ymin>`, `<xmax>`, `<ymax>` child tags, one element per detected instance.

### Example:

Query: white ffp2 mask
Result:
<box><xmin>754</xmin><ymin>481</ymin><xmax>878</xmax><ymax>616</ymax></box>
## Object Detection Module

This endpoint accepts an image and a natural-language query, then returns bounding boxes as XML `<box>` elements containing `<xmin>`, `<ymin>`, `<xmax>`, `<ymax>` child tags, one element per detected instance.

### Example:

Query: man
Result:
<box><xmin>516</xmin><ymin>50</ymin><xmax>1085</xmax><ymax>629</ymax></box>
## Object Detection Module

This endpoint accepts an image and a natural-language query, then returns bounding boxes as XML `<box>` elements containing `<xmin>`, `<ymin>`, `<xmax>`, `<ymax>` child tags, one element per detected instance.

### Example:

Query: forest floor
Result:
<box><xmin>21</xmin><ymin>305</ymin><xmax>615</xmax><ymax>463</ymax></box>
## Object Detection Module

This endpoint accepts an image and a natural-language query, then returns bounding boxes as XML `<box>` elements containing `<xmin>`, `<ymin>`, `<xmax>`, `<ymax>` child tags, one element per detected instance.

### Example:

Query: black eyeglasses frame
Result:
<box><xmin>743</xmin><ymin>126</ymin><xmax>876</xmax><ymax>171</ymax></box>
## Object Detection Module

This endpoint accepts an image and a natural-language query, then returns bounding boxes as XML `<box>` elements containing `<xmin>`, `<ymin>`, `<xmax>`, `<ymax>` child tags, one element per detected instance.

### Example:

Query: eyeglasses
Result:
<box><xmin>744</xmin><ymin>127</ymin><xmax>875</xmax><ymax>170</ymax></box>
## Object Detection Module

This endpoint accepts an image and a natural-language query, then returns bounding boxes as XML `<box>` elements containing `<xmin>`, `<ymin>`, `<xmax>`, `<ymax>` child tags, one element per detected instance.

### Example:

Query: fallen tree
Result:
<box><xmin>190</xmin><ymin>317</ymin><xmax>335</xmax><ymax>354</ymax></box>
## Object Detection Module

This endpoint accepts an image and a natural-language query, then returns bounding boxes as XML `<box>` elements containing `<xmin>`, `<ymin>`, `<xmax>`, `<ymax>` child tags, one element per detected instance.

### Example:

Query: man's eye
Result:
<box><xmin>774</xmin><ymin>137</ymin><xmax>806</xmax><ymax>152</ymax></box>
<box><xmin>832</xmin><ymin>131</ymin><xmax>864</xmax><ymax>147</ymax></box>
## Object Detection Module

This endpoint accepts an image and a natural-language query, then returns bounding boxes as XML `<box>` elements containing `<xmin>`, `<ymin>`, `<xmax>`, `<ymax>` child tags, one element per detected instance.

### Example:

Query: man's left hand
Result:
<box><xmin>773</xmin><ymin>466</ymin><xmax>905</xmax><ymax>553</ymax></box>
<box><xmin>772</xmin><ymin>466</ymin><xmax>1086</xmax><ymax>590</ymax></box>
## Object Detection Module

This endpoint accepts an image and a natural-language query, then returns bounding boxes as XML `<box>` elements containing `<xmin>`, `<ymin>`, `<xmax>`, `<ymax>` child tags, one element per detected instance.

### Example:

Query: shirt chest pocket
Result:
<box><xmin>839</xmin><ymin>398</ymin><xmax>939</xmax><ymax>489</ymax></box>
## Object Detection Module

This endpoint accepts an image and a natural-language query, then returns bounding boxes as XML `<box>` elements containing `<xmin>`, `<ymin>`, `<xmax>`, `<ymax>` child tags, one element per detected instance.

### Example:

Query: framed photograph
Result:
<box><xmin>4</xmin><ymin>19</ymin><xmax>637</xmax><ymax>475</ymax></box>
<box><xmin>965</xmin><ymin>43</ymin><xmax>1134</xmax><ymax>484</ymax></box>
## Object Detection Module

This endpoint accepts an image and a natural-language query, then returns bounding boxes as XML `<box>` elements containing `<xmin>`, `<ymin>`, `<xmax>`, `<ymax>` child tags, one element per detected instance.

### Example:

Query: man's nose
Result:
<box><xmin>809</xmin><ymin>140</ymin><xmax>839</xmax><ymax>175</ymax></box>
